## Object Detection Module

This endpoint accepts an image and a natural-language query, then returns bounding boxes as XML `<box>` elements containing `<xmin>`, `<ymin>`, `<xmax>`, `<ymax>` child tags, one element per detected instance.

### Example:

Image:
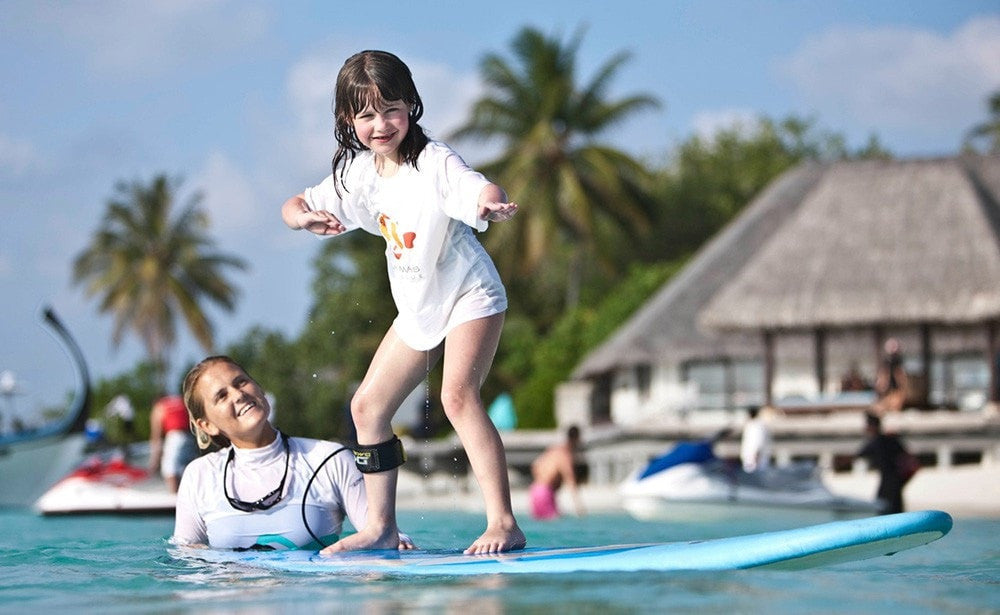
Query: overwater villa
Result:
<box><xmin>559</xmin><ymin>155</ymin><xmax>1000</xmax><ymax>426</ymax></box>
<box><xmin>407</xmin><ymin>156</ymin><xmax>1000</xmax><ymax>489</ymax></box>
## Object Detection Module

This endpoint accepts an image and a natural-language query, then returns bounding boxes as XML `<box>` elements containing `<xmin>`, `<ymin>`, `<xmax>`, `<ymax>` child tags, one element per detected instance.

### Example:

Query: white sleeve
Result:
<box><xmin>301</xmin><ymin>166</ymin><xmax>373</xmax><ymax>233</ymax></box>
<box><xmin>434</xmin><ymin>143</ymin><xmax>491</xmax><ymax>232</ymax></box>
<box><xmin>326</xmin><ymin>450</ymin><xmax>369</xmax><ymax>533</ymax></box>
<box><xmin>171</xmin><ymin>466</ymin><xmax>208</xmax><ymax>546</ymax></box>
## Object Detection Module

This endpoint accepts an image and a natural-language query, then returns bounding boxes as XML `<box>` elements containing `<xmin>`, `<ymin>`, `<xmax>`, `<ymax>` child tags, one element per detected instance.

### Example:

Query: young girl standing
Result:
<box><xmin>281</xmin><ymin>50</ymin><xmax>525</xmax><ymax>555</ymax></box>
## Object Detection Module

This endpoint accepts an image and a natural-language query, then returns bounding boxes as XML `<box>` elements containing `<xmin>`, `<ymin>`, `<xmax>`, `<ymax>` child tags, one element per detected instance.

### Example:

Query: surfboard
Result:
<box><xmin>175</xmin><ymin>510</ymin><xmax>951</xmax><ymax>576</ymax></box>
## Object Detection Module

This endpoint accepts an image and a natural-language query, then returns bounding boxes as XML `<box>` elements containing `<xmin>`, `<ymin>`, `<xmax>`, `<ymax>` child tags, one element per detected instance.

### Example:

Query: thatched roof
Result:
<box><xmin>572</xmin><ymin>162</ymin><xmax>826</xmax><ymax>378</ymax></box>
<box><xmin>572</xmin><ymin>155</ymin><xmax>1000</xmax><ymax>380</ymax></box>
<box><xmin>700</xmin><ymin>156</ymin><xmax>1000</xmax><ymax>331</ymax></box>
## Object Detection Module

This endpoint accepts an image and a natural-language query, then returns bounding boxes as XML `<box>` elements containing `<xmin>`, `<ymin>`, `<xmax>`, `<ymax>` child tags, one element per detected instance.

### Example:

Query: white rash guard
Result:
<box><xmin>302</xmin><ymin>140</ymin><xmax>507</xmax><ymax>351</ymax></box>
<box><xmin>172</xmin><ymin>433</ymin><xmax>367</xmax><ymax>550</ymax></box>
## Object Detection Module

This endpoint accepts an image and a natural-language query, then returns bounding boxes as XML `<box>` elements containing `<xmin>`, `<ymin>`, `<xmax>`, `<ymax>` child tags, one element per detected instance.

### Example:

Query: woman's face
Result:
<box><xmin>193</xmin><ymin>362</ymin><xmax>273</xmax><ymax>448</ymax></box>
<box><xmin>352</xmin><ymin>97</ymin><xmax>410</xmax><ymax>162</ymax></box>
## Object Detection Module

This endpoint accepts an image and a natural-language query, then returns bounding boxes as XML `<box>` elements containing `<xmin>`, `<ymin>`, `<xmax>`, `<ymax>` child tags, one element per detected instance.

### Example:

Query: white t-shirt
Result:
<box><xmin>302</xmin><ymin>140</ymin><xmax>507</xmax><ymax>350</ymax></box>
<box><xmin>171</xmin><ymin>434</ymin><xmax>366</xmax><ymax>550</ymax></box>
<box><xmin>740</xmin><ymin>418</ymin><xmax>773</xmax><ymax>472</ymax></box>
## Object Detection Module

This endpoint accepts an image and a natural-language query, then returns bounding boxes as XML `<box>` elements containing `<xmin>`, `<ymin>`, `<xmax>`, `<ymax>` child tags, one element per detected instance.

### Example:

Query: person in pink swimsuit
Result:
<box><xmin>529</xmin><ymin>426</ymin><xmax>584</xmax><ymax>520</ymax></box>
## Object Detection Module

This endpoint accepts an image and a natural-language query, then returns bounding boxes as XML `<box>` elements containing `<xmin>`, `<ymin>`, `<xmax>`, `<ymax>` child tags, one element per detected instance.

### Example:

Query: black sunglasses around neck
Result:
<box><xmin>223</xmin><ymin>432</ymin><xmax>290</xmax><ymax>512</ymax></box>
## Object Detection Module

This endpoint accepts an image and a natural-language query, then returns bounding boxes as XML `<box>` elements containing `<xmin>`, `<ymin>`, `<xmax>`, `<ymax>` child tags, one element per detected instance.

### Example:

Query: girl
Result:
<box><xmin>281</xmin><ymin>50</ymin><xmax>524</xmax><ymax>555</ymax></box>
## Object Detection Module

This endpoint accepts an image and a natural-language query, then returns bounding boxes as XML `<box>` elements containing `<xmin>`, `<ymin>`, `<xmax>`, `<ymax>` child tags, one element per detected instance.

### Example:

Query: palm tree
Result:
<box><xmin>450</xmin><ymin>27</ymin><xmax>660</xmax><ymax>313</ymax></box>
<box><xmin>966</xmin><ymin>90</ymin><xmax>1000</xmax><ymax>153</ymax></box>
<box><xmin>73</xmin><ymin>174</ymin><xmax>247</xmax><ymax>388</ymax></box>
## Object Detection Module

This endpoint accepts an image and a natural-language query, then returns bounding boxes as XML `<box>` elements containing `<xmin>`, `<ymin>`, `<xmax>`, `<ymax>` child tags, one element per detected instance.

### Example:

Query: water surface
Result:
<box><xmin>1</xmin><ymin>509</ymin><xmax>996</xmax><ymax>613</ymax></box>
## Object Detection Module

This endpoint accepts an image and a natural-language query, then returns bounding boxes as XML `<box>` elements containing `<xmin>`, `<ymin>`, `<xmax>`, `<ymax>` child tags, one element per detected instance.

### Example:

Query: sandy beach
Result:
<box><xmin>397</xmin><ymin>464</ymin><xmax>1000</xmax><ymax>519</ymax></box>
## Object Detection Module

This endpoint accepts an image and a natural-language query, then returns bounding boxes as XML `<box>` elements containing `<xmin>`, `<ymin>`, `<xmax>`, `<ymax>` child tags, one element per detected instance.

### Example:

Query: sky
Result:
<box><xmin>1</xmin><ymin>1</ymin><xmax>998</xmax><ymax>420</ymax></box>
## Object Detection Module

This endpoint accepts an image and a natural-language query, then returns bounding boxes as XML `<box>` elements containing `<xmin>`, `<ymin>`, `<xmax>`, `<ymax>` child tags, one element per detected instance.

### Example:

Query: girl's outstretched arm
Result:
<box><xmin>477</xmin><ymin>184</ymin><xmax>519</xmax><ymax>222</ymax></box>
<box><xmin>282</xmin><ymin>194</ymin><xmax>346</xmax><ymax>235</ymax></box>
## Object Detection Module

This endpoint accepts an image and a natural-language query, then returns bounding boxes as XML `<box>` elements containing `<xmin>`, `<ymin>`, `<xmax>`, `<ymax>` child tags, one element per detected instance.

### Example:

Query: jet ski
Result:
<box><xmin>34</xmin><ymin>444</ymin><xmax>175</xmax><ymax>516</ymax></box>
<box><xmin>620</xmin><ymin>440</ymin><xmax>879</xmax><ymax>521</ymax></box>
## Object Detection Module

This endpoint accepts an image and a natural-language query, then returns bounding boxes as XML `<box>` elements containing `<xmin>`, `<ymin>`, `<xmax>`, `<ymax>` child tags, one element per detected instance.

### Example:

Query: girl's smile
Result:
<box><xmin>353</xmin><ymin>98</ymin><xmax>410</xmax><ymax>166</ymax></box>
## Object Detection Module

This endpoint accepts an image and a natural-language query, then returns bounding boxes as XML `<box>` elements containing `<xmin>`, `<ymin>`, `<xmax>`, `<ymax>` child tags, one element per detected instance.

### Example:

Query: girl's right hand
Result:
<box><xmin>282</xmin><ymin>194</ymin><xmax>346</xmax><ymax>235</ymax></box>
<box><xmin>296</xmin><ymin>209</ymin><xmax>346</xmax><ymax>235</ymax></box>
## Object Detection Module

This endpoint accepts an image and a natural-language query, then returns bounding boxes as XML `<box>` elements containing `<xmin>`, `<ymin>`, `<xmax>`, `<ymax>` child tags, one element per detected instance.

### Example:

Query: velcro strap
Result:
<box><xmin>352</xmin><ymin>436</ymin><xmax>406</xmax><ymax>473</ymax></box>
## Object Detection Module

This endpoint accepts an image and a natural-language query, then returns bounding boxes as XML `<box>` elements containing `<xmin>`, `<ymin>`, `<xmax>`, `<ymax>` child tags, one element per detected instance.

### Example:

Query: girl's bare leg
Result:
<box><xmin>323</xmin><ymin>327</ymin><xmax>441</xmax><ymax>553</ymax></box>
<box><xmin>441</xmin><ymin>313</ymin><xmax>526</xmax><ymax>555</ymax></box>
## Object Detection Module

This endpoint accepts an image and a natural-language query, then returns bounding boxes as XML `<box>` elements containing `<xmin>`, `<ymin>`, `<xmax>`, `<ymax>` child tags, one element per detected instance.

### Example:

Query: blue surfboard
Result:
<box><xmin>174</xmin><ymin>510</ymin><xmax>951</xmax><ymax>576</ymax></box>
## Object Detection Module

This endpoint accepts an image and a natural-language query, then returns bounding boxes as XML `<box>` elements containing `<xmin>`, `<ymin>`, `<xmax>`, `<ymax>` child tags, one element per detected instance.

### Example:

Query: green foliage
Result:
<box><xmin>853</xmin><ymin>133</ymin><xmax>894</xmax><ymax>160</ymax></box>
<box><xmin>511</xmin><ymin>260</ymin><xmax>682</xmax><ymax>427</ymax></box>
<box><xmin>451</xmin><ymin>26</ymin><xmax>661</xmax><ymax>320</ymax></box>
<box><xmin>646</xmin><ymin>115</ymin><xmax>889</xmax><ymax>263</ymax></box>
<box><xmin>964</xmin><ymin>90</ymin><xmax>1000</xmax><ymax>154</ymax></box>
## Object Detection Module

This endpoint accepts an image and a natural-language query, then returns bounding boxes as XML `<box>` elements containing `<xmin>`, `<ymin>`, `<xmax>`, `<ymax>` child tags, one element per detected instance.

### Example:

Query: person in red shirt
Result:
<box><xmin>149</xmin><ymin>394</ymin><xmax>198</xmax><ymax>492</ymax></box>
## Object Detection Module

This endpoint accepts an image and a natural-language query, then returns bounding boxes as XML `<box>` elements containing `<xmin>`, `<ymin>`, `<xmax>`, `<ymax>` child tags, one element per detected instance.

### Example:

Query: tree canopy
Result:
<box><xmin>451</xmin><ymin>26</ymin><xmax>661</xmax><ymax>321</ymax></box>
<box><xmin>73</xmin><ymin>175</ymin><xmax>247</xmax><ymax>389</ymax></box>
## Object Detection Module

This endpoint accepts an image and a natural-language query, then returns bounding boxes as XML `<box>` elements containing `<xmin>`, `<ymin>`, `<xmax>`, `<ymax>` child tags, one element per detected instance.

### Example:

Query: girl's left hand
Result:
<box><xmin>479</xmin><ymin>201</ymin><xmax>519</xmax><ymax>222</ymax></box>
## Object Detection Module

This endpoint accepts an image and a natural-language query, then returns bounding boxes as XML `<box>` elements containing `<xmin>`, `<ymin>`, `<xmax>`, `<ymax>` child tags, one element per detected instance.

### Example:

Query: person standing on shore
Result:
<box><xmin>874</xmin><ymin>338</ymin><xmax>908</xmax><ymax>414</ymax></box>
<box><xmin>529</xmin><ymin>425</ymin><xmax>585</xmax><ymax>520</ymax></box>
<box><xmin>857</xmin><ymin>412</ymin><xmax>913</xmax><ymax>515</ymax></box>
<box><xmin>149</xmin><ymin>393</ymin><xmax>198</xmax><ymax>493</ymax></box>
<box><xmin>740</xmin><ymin>406</ymin><xmax>772</xmax><ymax>473</ymax></box>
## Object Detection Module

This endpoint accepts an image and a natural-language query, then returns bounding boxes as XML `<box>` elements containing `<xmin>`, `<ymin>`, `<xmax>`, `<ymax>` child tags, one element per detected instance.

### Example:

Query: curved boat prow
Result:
<box><xmin>40</xmin><ymin>307</ymin><xmax>92</xmax><ymax>436</ymax></box>
<box><xmin>0</xmin><ymin>308</ymin><xmax>92</xmax><ymax>507</ymax></box>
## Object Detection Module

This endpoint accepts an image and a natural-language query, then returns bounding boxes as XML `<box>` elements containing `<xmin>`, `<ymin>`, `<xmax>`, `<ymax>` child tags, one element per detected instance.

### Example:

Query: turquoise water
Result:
<box><xmin>1</xmin><ymin>508</ymin><xmax>997</xmax><ymax>614</ymax></box>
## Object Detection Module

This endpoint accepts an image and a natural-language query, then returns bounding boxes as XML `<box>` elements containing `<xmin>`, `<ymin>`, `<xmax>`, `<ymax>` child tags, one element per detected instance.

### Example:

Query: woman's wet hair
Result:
<box><xmin>182</xmin><ymin>355</ymin><xmax>240</xmax><ymax>450</ymax></box>
<box><xmin>331</xmin><ymin>50</ymin><xmax>428</xmax><ymax>192</ymax></box>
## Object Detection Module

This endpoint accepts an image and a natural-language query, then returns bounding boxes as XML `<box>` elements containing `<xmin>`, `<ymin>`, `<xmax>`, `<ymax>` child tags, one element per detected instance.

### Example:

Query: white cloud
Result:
<box><xmin>777</xmin><ymin>15</ymin><xmax>1000</xmax><ymax>148</ymax></box>
<box><xmin>27</xmin><ymin>0</ymin><xmax>269</xmax><ymax>79</ymax></box>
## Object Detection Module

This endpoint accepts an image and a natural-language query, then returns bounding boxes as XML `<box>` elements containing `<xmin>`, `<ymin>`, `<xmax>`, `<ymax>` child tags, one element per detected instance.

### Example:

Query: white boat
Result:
<box><xmin>620</xmin><ymin>440</ymin><xmax>880</xmax><ymax>521</ymax></box>
<box><xmin>35</xmin><ymin>444</ymin><xmax>175</xmax><ymax>516</ymax></box>
<box><xmin>0</xmin><ymin>309</ymin><xmax>90</xmax><ymax>508</ymax></box>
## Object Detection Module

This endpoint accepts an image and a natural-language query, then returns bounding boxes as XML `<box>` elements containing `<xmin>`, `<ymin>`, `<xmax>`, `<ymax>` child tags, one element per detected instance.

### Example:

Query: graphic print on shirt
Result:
<box><xmin>378</xmin><ymin>213</ymin><xmax>416</xmax><ymax>260</ymax></box>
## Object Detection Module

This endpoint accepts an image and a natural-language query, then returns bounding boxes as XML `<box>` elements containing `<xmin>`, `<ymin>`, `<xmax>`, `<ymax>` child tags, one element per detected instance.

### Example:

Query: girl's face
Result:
<box><xmin>193</xmin><ymin>362</ymin><xmax>274</xmax><ymax>449</ymax></box>
<box><xmin>352</xmin><ymin>98</ymin><xmax>410</xmax><ymax>162</ymax></box>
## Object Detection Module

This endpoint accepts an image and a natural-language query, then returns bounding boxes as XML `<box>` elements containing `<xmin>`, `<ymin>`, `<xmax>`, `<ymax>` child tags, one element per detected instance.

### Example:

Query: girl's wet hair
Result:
<box><xmin>331</xmin><ymin>50</ymin><xmax>428</xmax><ymax>192</ymax></box>
<box><xmin>182</xmin><ymin>355</ymin><xmax>240</xmax><ymax>450</ymax></box>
